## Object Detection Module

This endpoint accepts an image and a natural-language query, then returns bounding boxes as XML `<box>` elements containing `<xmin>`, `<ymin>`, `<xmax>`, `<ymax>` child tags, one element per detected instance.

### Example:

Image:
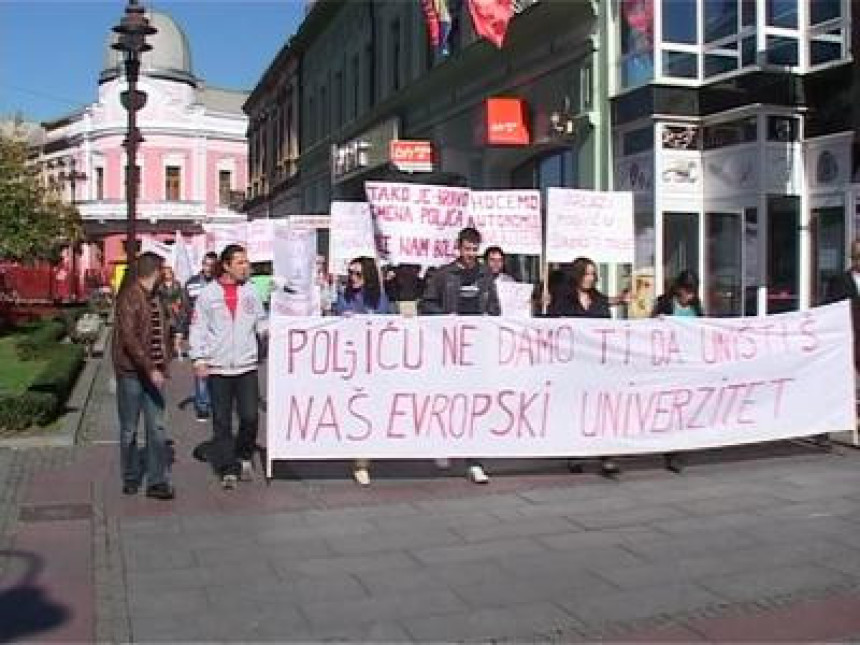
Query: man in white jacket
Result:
<box><xmin>189</xmin><ymin>244</ymin><xmax>267</xmax><ymax>489</ymax></box>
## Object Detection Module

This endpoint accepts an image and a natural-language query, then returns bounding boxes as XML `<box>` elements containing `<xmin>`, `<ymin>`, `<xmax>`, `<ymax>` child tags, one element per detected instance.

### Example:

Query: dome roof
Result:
<box><xmin>100</xmin><ymin>10</ymin><xmax>197</xmax><ymax>85</ymax></box>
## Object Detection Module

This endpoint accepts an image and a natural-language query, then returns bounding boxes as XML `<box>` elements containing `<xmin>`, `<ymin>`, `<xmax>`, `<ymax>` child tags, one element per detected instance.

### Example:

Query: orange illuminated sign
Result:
<box><xmin>486</xmin><ymin>97</ymin><xmax>530</xmax><ymax>145</ymax></box>
<box><xmin>389</xmin><ymin>140</ymin><xmax>434</xmax><ymax>173</ymax></box>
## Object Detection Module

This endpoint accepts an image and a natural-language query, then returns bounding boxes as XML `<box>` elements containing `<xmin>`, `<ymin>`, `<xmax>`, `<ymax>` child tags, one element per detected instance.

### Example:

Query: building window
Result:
<box><xmin>219</xmin><ymin>170</ymin><xmax>232</xmax><ymax>206</ymax></box>
<box><xmin>391</xmin><ymin>18</ymin><xmax>401</xmax><ymax>93</ymax></box>
<box><xmin>165</xmin><ymin>165</ymin><xmax>181</xmax><ymax>201</ymax></box>
<box><xmin>810</xmin><ymin>29</ymin><xmax>843</xmax><ymax>65</ymax></box>
<box><xmin>663</xmin><ymin>212</ymin><xmax>700</xmax><ymax>293</ymax></box>
<box><xmin>765</xmin><ymin>35</ymin><xmax>798</xmax><ymax>65</ymax></box>
<box><xmin>663</xmin><ymin>50</ymin><xmax>698</xmax><ymax>78</ymax></box>
<box><xmin>623</xmin><ymin>127</ymin><xmax>654</xmax><ymax>156</ymax></box>
<box><xmin>662</xmin><ymin>0</ymin><xmax>697</xmax><ymax>44</ymax></box>
<box><xmin>706</xmin><ymin>212</ymin><xmax>743</xmax><ymax>316</ymax></box>
<box><xmin>703</xmin><ymin>117</ymin><xmax>757</xmax><ymax>149</ymax></box>
<box><xmin>766</xmin><ymin>116</ymin><xmax>798</xmax><ymax>142</ymax></box>
<box><xmin>95</xmin><ymin>167</ymin><xmax>104</xmax><ymax>201</ymax></box>
<box><xmin>619</xmin><ymin>0</ymin><xmax>654</xmax><ymax>88</ymax></box>
<box><xmin>810</xmin><ymin>0</ymin><xmax>840</xmax><ymax>24</ymax></box>
<box><xmin>765</xmin><ymin>0</ymin><xmax>797</xmax><ymax>28</ymax></box>
<box><xmin>704</xmin><ymin>0</ymin><xmax>737</xmax><ymax>43</ymax></box>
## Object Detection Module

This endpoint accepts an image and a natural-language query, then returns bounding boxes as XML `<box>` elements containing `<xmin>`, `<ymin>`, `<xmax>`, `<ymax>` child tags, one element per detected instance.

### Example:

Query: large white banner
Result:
<box><xmin>204</xmin><ymin>222</ymin><xmax>248</xmax><ymax>255</ymax></box>
<box><xmin>365</xmin><ymin>182</ymin><xmax>471</xmax><ymax>267</ymax></box>
<box><xmin>470</xmin><ymin>190</ymin><xmax>542</xmax><ymax>255</ymax></box>
<box><xmin>546</xmin><ymin>188</ymin><xmax>634</xmax><ymax>264</ymax></box>
<box><xmin>329</xmin><ymin>201</ymin><xmax>377</xmax><ymax>276</ymax></box>
<box><xmin>267</xmin><ymin>303</ymin><xmax>854</xmax><ymax>462</ymax></box>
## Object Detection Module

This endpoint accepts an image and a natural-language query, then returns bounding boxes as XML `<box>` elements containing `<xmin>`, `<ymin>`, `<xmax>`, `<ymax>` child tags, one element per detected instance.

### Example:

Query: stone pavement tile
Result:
<box><xmin>124</xmin><ymin>565</ymin><xmax>207</xmax><ymax>592</ymax></box>
<box><xmin>273</xmin><ymin>619</ymin><xmax>415</xmax><ymax>643</ymax></box>
<box><xmin>300</xmin><ymin>501</ymin><xmax>422</xmax><ymax>524</ymax></box>
<box><xmin>700</xmin><ymin>564</ymin><xmax>853</xmax><ymax>602</ymax></box>
<box><xmin>206</xmin><ymin>573</ymin><xmax>367</xmax><ymax>607</ymax></box>
<box><xmin>686</xmin><ymin>592</ymin><xmax>860</xmax><ymax>642</ymax></box>
<box><xmin>403</xmin><ymin>601</ymin><xmax>578</xmax><ymax>642</ymax></box>
<box><xmin>256</xmin><ymin>518</ymin><xmax>377</xmax><ymax>544</ymax></box>
<box><xmin>500</xmin><ymin>547</ymin><xmax>643</xmax><ymax>578</ymax></box>
<box><xmin>611</xmin><ymin>623</ymin><xmax>707</xmax><ymax>642</ymax></box>
<box><xmin>299</xmin><ymin>588</ymin><xmax>464</xmax><ymax>630</ymax></box>
<box><xmin>195</xmin><ymin>538</ymin><xmax>333</xmax><ymax>567</ymax></box>
<box><xmin>325</xmin><ymin>525</ymin><xmax>463</xmax><ymax>556</ymax></box>
<box><xmin>453</xmin><ymin>515</ymin><xmax>579</xmax><ymax>543</ymax></box>
<box><xmin>670</xmin><ymin>492</ymin><xmax>787</xmax><ymax>516</ymax></box>
<box><xmin>741</xmin><ymin>516</ymin><xmax>860</xmax><ymax>546</ymax></box>
<box><xmin>273</xmin><ymin>551</ymin><xmax>419</xmax><ymax>578</ymax></box>
<box><xmin>122</xmin><ymin>546</ymin><xmax>197</xmax><ymax>572</ymax></box>
<box><xmin>755</xmin><ymin>496</ymin><xmax>860</xmax><ymax>520</ymax></box>
<box><xmin>538</xmin><ymin>527</ymin><xmax>660</xmax><ymax>554</ymax></box>
<box><xmin>621</xmin><ymin>529</ymin><xmax>761</xmax><ymax>561</ymax></box>
<box><xmin>126</xmin><ymin>587</ymin><xmax>209</xmax><ymax>618</ymax></box>
<box><xmin>517</xmin><ymin>481</ymin><xmax>623</xmax><ymax>504</ymax></box>
<box><xmin>372</xmin><ymin>507</ymin><xmax>502</xmax><ymax>533</ymax></box>
<box><xmin>569</xmin><ymin>504</ymin><xmax>686</xmax><ymax>530</ymax></box>
<box><xmin>413</xmin><ymin>493</ymin><xmax>536</xmax><ymax>515</ymax></box>
<box><xmin>769</xmin><ymin>481</ymin><xmax>860</xmax><ymax>503</ymax></box>
<box><xmin>357</xmin><ymin>560</ymin><xmax>509</xmax><ymax>596</ymax></box>
<box><xmin>559</xmin><ymin>583</ymin><xmax>724</xmax><ymax>626</ymax></box>
<box><xmin>410</xmin><ymin>537</ymin><xmax>545</xmax><ymax>565</ymax></box>
<box><xmin>653</xmin><ymin>512</ymin><xmax>771</xmax><ymax>537</ymax></box>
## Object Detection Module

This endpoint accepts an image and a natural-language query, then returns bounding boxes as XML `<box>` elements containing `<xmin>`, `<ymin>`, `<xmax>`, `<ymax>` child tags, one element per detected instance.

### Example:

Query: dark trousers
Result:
<box><xmin>208</xmin><ymin>370</ymin><xmax>259</xmax><ymax>477</ymax></box>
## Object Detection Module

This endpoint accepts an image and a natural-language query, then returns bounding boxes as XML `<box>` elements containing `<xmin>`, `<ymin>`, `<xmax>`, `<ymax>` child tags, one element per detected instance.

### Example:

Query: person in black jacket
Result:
<box><xmin>825</xmin><ymin>239</ymin><xmax>860</xmax><ymax>372</ymax></box>
<box><xmin>652</xmin><ymin>269</ymin><xmax>704</xmax><ymax>473</ymax></box>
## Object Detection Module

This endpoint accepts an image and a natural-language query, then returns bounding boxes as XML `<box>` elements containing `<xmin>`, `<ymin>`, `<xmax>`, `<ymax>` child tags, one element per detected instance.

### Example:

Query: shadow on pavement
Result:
<box><xmin>0</xmin><ymin>550</ymin><xmax>69</xmax><ymax>642</ymax></box>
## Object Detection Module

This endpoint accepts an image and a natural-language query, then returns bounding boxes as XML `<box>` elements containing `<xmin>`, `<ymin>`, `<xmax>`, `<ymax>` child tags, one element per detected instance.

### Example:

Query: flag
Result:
<box><xmin>422</xmin><ymin>0</ymin><xmax>440</xmax><ymax>48</ymax></box>
<box><xmin>467</xmin><ymin>0</ymin><xmax>514</xmax><ymax>49</ymax></box>
<box><xmin>172</xmin><ymin>230</ymin><xmax>194</xmax><ymax>286</ymax></box>
<box><xmin>435</xmin><ymin>0</ymin><xmax>452</xmax><ymax>55</ymax></box>
<box><xmin>622</xmin><ymin>0</ymin><xmax>654</xmax><ymax>44</ymax></box>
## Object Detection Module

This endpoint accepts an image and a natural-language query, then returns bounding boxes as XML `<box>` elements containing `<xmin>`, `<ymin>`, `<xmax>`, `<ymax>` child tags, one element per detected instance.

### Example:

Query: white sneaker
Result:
<box><xmin>353</xmin><ymin>467</ymin><xmax>371</xmax><ymax>487</ymax></box>
<box><xmin>467</xmin><ymin>465</ymin><xmax>490</xmax><ymax>484</ymax></box>
<box><xmin>434</xmin><ymin>458</ymin><xmax>451</xmax><ymax>470</ymax></box>
<box><xmin>240</xmin><ymin>460</ymin><xmax>254</xmax><ymax>481</ymax></box>
<box><xmin>221</xmin><ymin>474</ymin><xmax>237</xmax><ymax>490</ymax></box>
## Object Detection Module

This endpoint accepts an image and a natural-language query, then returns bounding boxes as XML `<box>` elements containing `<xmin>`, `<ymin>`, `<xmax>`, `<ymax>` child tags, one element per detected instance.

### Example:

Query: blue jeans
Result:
<box><xmin>194</xmin><ymin>375</ymin><xmax>210</xmax><ymax>416</ymax></box>
<box><xmin>116</xmin><ymin>375</ymin><xmax>168</xmax><ymax>487</ymax></box>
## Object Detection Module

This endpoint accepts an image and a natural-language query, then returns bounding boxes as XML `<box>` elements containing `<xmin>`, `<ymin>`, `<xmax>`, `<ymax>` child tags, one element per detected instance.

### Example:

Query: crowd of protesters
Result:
<box><xmin>111</xmin><ymin>228</ymin><xmax>860</xmax><ymax>499</ymax></box>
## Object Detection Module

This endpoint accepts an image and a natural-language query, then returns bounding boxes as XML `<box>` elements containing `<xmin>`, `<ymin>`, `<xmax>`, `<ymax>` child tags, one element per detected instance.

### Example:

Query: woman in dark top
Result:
<box><xmin>548</xmin><ymin>257</ymin><xmax>626</xmax><ymax>477</ymax></box>
<box><xmin>652</xmin><ymin>269</ymin><xmax>704</xmax><ymax>473</ymax></box>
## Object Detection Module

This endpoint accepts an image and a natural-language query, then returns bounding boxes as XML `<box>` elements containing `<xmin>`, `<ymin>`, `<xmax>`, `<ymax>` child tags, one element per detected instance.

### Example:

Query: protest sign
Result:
<box><xmin>470</xmin><ymin>190</ymin><xmax>542</xmax><ymax>255</ymax></box>
<box><xmin>546</xmin><ymin>188</ymin><xmax>634</xmax><ymax>264</ymax></box>
<box><xmin>329</xmin><ymin>202</ymin><xmax>377</xmax><ymax>275</ymax></box>
<box><xmin>172</xmin><ymin>231</ymin><xmax>194</xmax><ymax>285</ymax></box>
<box><xmin>365</xmin><ymin>181</ymin><xmax>471</xmax><ymax>267</ymax></box>
<box><xmin>273</xmin><ymin>224</ymin><xmax>317</xmax><ymax>295</ymax></box>
<box><xmin>140</xmin><ymin>238</ymin><xmax>172</xmax><ymax>260</ymax></box>
<box><xmin>204</xmin><ymin>222</ymin><xmax>248</xmax><ymax>255</ymax></box>
<box><xmin>247</xmin><ymin>220</ymin><xmax>274</xmax><ymax>263</ymax></box>
<box><xmin>496</xmin><ymin>281</ymin><xmax>534</xmax><ymax>318</ymax></box>
<box><xmin>267</xmin><ymin>302</ymin><xmax>854</xmax><ymax>467</ymax></box>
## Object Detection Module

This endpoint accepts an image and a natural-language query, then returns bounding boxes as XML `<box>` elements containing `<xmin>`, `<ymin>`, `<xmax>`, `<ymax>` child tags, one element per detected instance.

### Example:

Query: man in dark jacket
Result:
<box><xmin>419</xmin><ymin>227</ymin><xmax>500</xmax><ymax>484</ymax></box>
<box><xmin>183</xmin><ymin>251</ymin><xmax>218</xmax><ymax>421</ymax></box>
<box><xmin>826</xmin><ymin>239</ymin><xmax>860</xmax><ymax>372</ymax></box>
<box><xmin>112</xmin><ymin>252</ymin><xmax>174</xmax><ymax>500</ymax></box>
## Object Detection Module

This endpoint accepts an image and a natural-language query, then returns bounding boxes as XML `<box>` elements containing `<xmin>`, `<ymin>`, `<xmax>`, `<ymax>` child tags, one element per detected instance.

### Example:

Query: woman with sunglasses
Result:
<box><xmin>548</xmin><ymin>257</ymin><xmax>629</xmax><ymax>477</ymax></box>
<box><xmin>334</xmin><ymin>256</ymin><xmax>393</xmax><ymax>486</ymax></box>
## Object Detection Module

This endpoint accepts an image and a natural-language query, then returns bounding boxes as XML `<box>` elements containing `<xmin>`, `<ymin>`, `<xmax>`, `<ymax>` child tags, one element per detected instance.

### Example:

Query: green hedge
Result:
<box><xmin>0</xmin><ymin>391</ymin><xmax>57</xmax><ymax>432</ymax></box>
<box><xmin>28</xmin><ymin>343</ymin><xmax>85</xmax><ymax>409</ymax></box>
<box><xmin>15</xmin><ymin>320</ymin><xmax>67</xmax><ymax>360</ymax></box>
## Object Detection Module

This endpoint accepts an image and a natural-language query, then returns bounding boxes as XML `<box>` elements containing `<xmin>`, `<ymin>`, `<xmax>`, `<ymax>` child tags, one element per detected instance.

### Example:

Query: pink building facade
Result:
<box><xmin>38</xmin><ymin>10</ymin><xmax>248</xmax><ymax>290</ymax></box>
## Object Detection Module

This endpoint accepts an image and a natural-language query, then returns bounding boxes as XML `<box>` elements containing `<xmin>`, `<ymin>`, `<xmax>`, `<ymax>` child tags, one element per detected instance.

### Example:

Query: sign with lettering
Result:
<box><xmin>247</xmin><ymin>220</ymin><xmax>274</xmax><ymax>263</ymax></box>
<box><xmin>204</xmin><ymin>223</ymin><xmax>248</xmax><ymax>255</ymax></box>
<box><xmin>390</xmin><ymin>140</ymin><xmax>434</xmax><ymax>173</ymax></box>
<box><xmin>486</xmin><ymin>97</ymin><xmax>530</xmax><ymax>145</ymax></box>
<box><xmin>470</xmin><ymin>190</ymin><xmax>541</xmax><ymax>255</ymax></box>
<box><xmin>496</xmin><ymin>281</ymin><xmax>535</xmax><ymax>318</ymax></box>
<box><xmin>266</xmin><ymin>303</ymin><xmax>854</xmax><ymax>465</ymax></box>
<box><xmin>546</xmin><ymin>188</ymin><xmax>634</xmax><ymax>264</ymax></box>
<box><xmin>329</xmin><ymin>201</ymin><xmax>377</xmax><ymax>275</ymax></box>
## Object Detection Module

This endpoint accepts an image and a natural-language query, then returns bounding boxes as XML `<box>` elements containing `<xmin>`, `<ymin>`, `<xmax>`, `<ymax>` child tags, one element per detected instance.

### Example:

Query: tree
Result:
<box><xmin>0</xmin><ymin>131</ymin><xmax>82</xmax><ymax>264</ymax></box>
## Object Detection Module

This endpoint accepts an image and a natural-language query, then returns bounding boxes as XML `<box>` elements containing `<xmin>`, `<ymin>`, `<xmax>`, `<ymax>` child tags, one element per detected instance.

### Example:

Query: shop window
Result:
<box><xmin>766</xmin><ymin>196</ymin><xmax>800</xmax><ymax>313</ymax></box>
<box><xmin>766</xmin><ymin>36</ymin><xmax>798</xmax><ymax>65</ymax></box>
<box><xmin>662</xmin><ymin>0</ymin><xmax>697</xmax><ymax>44</ymax></box>
<box><xmin>619</xmin><ymin>0</ymin><xmax>654</xmax><ymax>88</ymax></box>
<box><xmin>766</xmin><ymin>116</ymin><xmax>798</xmax><ymax>142</ymax></box>
<box><xmin>741</xmin><ymin>0</ymin><xmax>755</xmax><ymax>25</ymax></box>
<box><xmin>634</xmin><ymin>211</ymin><xmax>655</xmax><ymax>272</ymax></box>
<box><xmin>810</xmin><ymin>0</ymin><xmax>840</xmax><ymax>25</ymax></box>
<box><xmin>812</xmin><ymin>205</ymin><xmax>845</xmax><ymax>305</ymax></box>
<box><xmin>623</xmin><ymin>127</ymin><xmax>654</xmax><ymax>156</ymax></box>
<box><xmin>741</xmin><ymin>36</ymin><xmax>757</xmax><ymax>66</ymax></box>
<box><xmin>765</xmin><ymin>0</ymin><xmax>797</xmax><ymax>28</ymax></box>
<box><xmin>703</xmin><ymin>117</ymin><xmax>757</xmax><ymax>150</ymax></box>
<box><xmin>662</xmin><ymin>51</ymin><xmax>698</xmax><ymax>78</ymax></box>
<box><xmin>165</xmin><ymin>166</ymin><xmax>181</xmax><ymax>202</ymax></box>
<box><xmin>704</xmin><ymin>0</ymin><xmax>738</xmax><ymax>43</ymax></box>
<box><xmin>810</xmin><ymin>31</ymin><xmax>843</xmax><ymax>66</ymax></box>
<box><xmin>743</xmin><ymin>208</ymin><xmax>759</xmax><ymax>316</ymax></box>
<box><xmin>219</xmin><ymin>170</ymin><xmax>232</xmax><ymax>206</ymax></box>
<box><xmin>706</xmin><ymin>212</ymin><xmax>743</xmax><ymax>316</ymax></box>
<box><xmin>705</xmin><ymin>52</ymin><xmax>738</xmax><ymax>77</ymax></box>
<box><xmin>663</xmin><ymin>212</ymin><xmax>699</xmax><ymax>293</ymax></box>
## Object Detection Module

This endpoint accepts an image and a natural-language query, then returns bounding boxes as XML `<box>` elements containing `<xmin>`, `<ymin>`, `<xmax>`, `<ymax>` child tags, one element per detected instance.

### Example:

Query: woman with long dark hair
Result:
<box><xmin>334</xmin><ymin>256</ymin><xmax>392</xmax><ymax>485</ymax></box>
<box><xmin>548</xmin><ymin>257</ymin><xmax>628</xmax><ymax>477</ymax></box>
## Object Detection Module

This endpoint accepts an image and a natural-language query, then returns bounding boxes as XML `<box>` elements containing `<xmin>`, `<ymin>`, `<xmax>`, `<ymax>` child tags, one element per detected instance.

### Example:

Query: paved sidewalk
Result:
<box><xmin>3</xmin><ymin>358</ymin><xmax>860</xmax><ymax>642</ymax></box>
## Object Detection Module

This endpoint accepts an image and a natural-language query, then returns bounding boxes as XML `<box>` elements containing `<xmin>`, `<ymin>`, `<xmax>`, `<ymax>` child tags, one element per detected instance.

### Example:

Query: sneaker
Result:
<box><xmin>221</xmin><ymin>474</ymin><xmax>238</xmax><ymax>490</ymax></box>
<box><xmin>600</xmin><ymin>458</ymin><xmax>621</xmax><ymax>477</ymax></box>
<box><xmin>353</xmin><ymin>467</ymin><xmax>371</xmax><ymax>487</ymax></box>
<box><xmin>145</xmin><ymin>483</ymin><xmax>175</xmax><ymax>500</ymax></box>
<box><xmin>434</xmin><ymin>458</ymin><xmax>451</xmax><ymax>470</ymax></box>
<box><xmin>240</xmin><ymin>459</ymin><xmax>254</xmax><ymax>482</ymax></box>
<box><xmin>467</xmin><ymin>464</ymin><xmax>490</xmax><ymax>484</ymax></box>
<box><xmin>664</xmin><ymin>453</ymin><xmax>684</xmax><ymax>474</ymax></box>
<box><xmin>567</xmin><ymin>459</ymin><xmax>584</xmax><ymax>474</ymax></box>
<box><xmin>122</xmin><ymin>482</ymin><xmax>139</xmax><ymax>495</ymax></box>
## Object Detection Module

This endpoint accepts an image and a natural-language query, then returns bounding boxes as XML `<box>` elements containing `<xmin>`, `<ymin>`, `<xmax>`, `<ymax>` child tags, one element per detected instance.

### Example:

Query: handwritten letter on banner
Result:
<box><xmin>365</xmin><ymin>182</ymin><xmax>542</xmax><ymax>266</ymax></box>
<box><xmin>266</xmin><ymin>302</ymin><xmax>854</xmax><ymax>467</ymax></box>
<box><xmin>546</xmin><ymin>188</ymin><xmax>634</xmax><ymax>264</ymax></box>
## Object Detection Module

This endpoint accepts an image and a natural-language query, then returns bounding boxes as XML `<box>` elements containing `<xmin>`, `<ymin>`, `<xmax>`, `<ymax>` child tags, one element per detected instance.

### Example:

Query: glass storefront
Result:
<box><xmin>811</xmin><ymin>204</ymin><xmax>845</xmax><ymax>305</ymax></box>
<box><xmin>766</xmin><ymin>195</ymin><xmax>800</xmax><ymax>313</ymax></box>
<box><xmin>706</xmin><ymin>212</ymin><xmax>743</xmax><ymax>315</ymax></box>
<box><xmin>662</xmin><ymin>212</ymin><xmax>699</xmax><ymax>293</ymax></box>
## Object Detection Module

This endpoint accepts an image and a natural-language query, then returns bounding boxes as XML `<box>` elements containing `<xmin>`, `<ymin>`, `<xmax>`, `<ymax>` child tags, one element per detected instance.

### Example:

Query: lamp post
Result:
<box><xmin>112</xmin><ymin>0</ymin><xmax>156</xmax><ymax>278</ymax></box>
<box><xmin>57</xmin><ymin>156</ymin><xmax>87</xmax><ymax>301</ymax></box>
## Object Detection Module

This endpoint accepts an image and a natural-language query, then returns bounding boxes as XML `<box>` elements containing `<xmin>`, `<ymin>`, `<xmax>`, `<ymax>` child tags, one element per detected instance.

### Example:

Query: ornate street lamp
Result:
<box><xmin>112</xmin><ymin>0</ymin><xmax>156</xmax><ymax>277</ymax></box>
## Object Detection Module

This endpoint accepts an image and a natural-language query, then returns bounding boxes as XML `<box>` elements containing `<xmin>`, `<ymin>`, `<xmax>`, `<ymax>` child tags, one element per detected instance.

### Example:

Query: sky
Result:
<box><xmin>0</xmin><ymin>0</ymin><xmax>307</xmax><ymax>123</ymax></box>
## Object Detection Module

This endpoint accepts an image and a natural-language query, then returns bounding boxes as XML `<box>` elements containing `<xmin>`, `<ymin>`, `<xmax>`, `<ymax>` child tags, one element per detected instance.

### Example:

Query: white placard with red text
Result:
<box><xmin>329</xmin><ymin>201</ymin><xmax>377</xmax><ymax>275</ymax></box>
<box><xmin>267</xmin><ymin>302</ymin><xmax>854</xmax><ymax>464</ymax></box>
<box><xmin>204</xmin><ymin>223</ymin><xmax>248</xmax><ymax>255</ymax></box>
<box><xmin>470</xmin><ymin>190</ymin><xmax>542</xmax><ymax>255</ymax></box>
<box><xmin>247</xmin><ymin>220</ymin><xmax>274</xmax><ymax>263</ymax></box>
<box><xmin>546</xmin><ymin>188</ymin><xmax>634</xmax><ymax>264</ymax></box>
<box><xmin>365</xmin><ymin>181</ymin><xmax>471</xmax><ymax>267</ymax></box>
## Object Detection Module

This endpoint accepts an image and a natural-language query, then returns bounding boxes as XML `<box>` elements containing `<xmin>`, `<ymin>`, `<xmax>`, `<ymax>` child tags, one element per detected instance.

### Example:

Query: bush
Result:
<box><xmin>15</xmin><ymin>320</ymin><xmax>66</xmax><ymax>360</ymax></box>
<box><xmin>0</xmin><ymin>391</ymin><xmax>57</xmax><ymax>432</ymax></box>
<box><xmin>28</xmin><ymin>343</ymin><xmax>85</xmax><ymax>411</ymax></box>
<box><xmin>55</xmin><ymin>307</ymin><xmax>87</xmax><ymax>338</ymax></box>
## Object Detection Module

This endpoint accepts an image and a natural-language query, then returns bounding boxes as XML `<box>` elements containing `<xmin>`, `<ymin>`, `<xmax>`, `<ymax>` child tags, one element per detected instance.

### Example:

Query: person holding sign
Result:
<box><xmin>334</xmin><ymin>256</ymin><xmax>393</xmax><ymax>486</ymax></box>
<box><xmin>483</xmin><ymin>246</ymin><xmax>515</xmax><ymax>283</ymax></box>
<box><xmin>652</xmin><ymin>269</ymin><xmax>704</xmax><ymax>474</ymax></box>
<box><xmin>189</xmin><ymin>245</ymin><xmax>268</xmax><ymax>490</ymax></box>
<box><xmin>420</xmin><ymin>227</ymin><xmax>500</xmax><ymax>484</ymax></box>
<box><xmin>548</xmin><ymin>257</ymin><xmax>627</xmax><ymax>477</ymax></box>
